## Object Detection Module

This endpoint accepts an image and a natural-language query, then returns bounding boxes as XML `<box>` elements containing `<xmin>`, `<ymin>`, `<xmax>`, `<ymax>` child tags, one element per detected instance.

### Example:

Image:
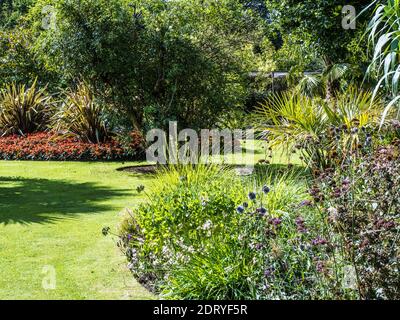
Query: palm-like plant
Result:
<box><xmin>253</xmin><ymin>91</ymin><xmax>329</xmax><ymax>167</ymax></box>
<box><xmin>324</xmin><ymin>87</ymin><xmax>383</xmax><ymax>158</ymax></box>
<box><xmin>297</xmin><ymin>63</ymin><xmax>349</xmax><ymax>100</ymax></box>
<box><xmin>367</xmin><ymin>0</ymin><xmax>400</xmax><ymax>123</ymax></box>
<box><xmin>0</xmin><ymin>80</ymin><xmax>53</xmax><ymax>136</ymax></box>
<box><xmin>253</xmin><ymin>87</ymin><xmax>383</xmax><ymax>168</ymax></box>
<box><xmin>54</xmin><ymin>82</ymin><xmax>109</xmax><ymax>143</ymax></box>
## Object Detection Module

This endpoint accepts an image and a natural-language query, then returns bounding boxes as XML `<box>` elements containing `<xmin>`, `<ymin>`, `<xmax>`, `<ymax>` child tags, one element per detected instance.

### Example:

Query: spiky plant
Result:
<box><xmin>0</xmin><ymin>80</ymin><xmax>53</xmax><ymax>136</ymax></box>
<box><xmin>54</xmin><ymin>81</ymin><xmax>109</xmax><ymax>143</ymax></box>
<box><xmin>253</xmin><ymin>87</ymin><xmax>382</xmax><ymax>168</ymax></box>
<box><xmin>253</xmin><ymin>91</ymin><xmax>328</xmax><ymax>167</ymax></box>
<box><xmin>367</xmin><ymin>0</ymin><xmax>400</xmax><ymax>123</ymax></box>
<box><xmin>297</xmin><ymin>63</ymin><xmax>349</xmax><ymax>99</ymax></box>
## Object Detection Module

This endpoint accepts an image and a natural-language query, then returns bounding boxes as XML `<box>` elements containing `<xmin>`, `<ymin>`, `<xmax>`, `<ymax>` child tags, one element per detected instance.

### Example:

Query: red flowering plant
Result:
<box><xmin>0</xmin><ymin>131</ymin><xmax>144</xmax><ymax>161</ymax></box>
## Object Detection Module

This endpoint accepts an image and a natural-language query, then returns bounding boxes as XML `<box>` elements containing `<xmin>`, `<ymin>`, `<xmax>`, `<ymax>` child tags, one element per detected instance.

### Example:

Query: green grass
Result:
<box><xmin>0</xmin><ymin>142</ymin><xmax>302</xmax><ymax>300</ymax></box>
<box><xmin>0</xmin><ymin>161</ymin><xmax>154</xmax><ymax>300</ymax></box>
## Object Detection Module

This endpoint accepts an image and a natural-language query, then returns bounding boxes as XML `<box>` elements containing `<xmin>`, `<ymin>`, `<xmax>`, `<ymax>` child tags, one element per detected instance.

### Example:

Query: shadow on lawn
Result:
<box><xmin>0</xmin><ymin>177</ymin><xmax>131</xmax><ymax>225</ymax></box>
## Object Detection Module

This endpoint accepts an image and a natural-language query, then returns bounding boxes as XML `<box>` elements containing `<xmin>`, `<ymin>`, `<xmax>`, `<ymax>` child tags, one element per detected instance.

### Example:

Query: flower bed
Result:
<box><xmin>0</xmin><ymin>132</ymin><xmax>143</xmax><ymax>161</ymax></box>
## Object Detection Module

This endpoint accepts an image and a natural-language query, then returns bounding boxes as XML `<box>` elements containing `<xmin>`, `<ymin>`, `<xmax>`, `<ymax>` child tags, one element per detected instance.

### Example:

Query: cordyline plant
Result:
<box><xmin>0</xmin><ymin>79</ymin><xmax>53</xmax><ymax>136</ymax></box>
<box><xmin>54</xmin><ymin>81</ymin><xmax>110</xmax><ymax>143</ymax></box>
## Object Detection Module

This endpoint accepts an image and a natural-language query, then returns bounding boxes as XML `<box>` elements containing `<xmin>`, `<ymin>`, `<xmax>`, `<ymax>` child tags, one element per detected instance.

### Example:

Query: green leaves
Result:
<box><xmin>367</xmin><ymin>0</ymin><xmax>400</xmax><ymax>120</ymax></box>
<box><xmin>0</xmin><ymin>79</ymin><xmax>53</xmax><ymax>136</ymax></box>
<box><xmin>53</xmin><ymin>81</ymin><xmax>109</xmax><ymax>143</ymax></box>
<box><xmin>252</xmin><ymin>87</ymin><xmax>382</xmax><ymax>168</ymax></box>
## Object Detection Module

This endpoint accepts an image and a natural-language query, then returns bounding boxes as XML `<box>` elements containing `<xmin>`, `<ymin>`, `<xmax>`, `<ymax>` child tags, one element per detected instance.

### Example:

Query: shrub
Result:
<box><xmin>253</xmin><ymin>87</ymin><xmax>383</xmax><ymax>169</ymax></box>
<box><xmin>116</xmin><ymin>165</ymin><xmax>350</xmax><ymax>299</ymax></box>
<box><xmin>117</xmin><ymin>164</ymin><xmax>245</xmax><ymax>293</ymax></box>
<box><xmin>367</xmin><ymin>0</ymin><xmax>400</xmax><ymax>119</ymax></box>
<box><xmin>311</xmin><ymin>132</ymin><xmax>400</xmax><ymax>299</ymax></box>
<box><xmin>54</xmin><ymin>82</ymin><xmax>110</xmax><ymax>143</ymax></box>
<box><xmin>0</xmin><ymin>132</ymin><xmax>142</xmax><ymax>161</ymax></box>
<box><xmin>0</xmin><ymin>80</ymin><xmax>53</xmax><ymax>136</ymax></box>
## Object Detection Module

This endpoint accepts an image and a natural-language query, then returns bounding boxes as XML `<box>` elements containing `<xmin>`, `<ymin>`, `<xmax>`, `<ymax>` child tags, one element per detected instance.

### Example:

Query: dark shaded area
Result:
<box><xmin>117</xmin><ymin>165</ymin><xmax>157</xmax><ymax>175</ymax></box>
<box><xmin>0</xmin><ymin>177</ymin><xmax>131</xmax><ymax>225</ymax></box>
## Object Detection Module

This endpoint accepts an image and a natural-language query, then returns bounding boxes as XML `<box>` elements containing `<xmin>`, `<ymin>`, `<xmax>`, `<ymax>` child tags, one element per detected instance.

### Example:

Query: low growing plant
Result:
<box><xmin>115</xmin><ymin>165</ymin><xmax>353</xmax><ymax>299</ymax></box>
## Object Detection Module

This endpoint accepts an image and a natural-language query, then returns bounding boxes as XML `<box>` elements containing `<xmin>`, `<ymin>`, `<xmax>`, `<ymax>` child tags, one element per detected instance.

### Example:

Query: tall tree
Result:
<box><xmin>265</xmin><ymin>0</ymin><xmax>372</xmax><ymax>99</ymax></box>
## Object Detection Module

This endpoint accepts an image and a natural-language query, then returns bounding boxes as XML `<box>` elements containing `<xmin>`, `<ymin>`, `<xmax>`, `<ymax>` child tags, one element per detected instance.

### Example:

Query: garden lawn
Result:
<box><xmin>0</xmin><ymin>161</ymin><xmax>154</xmax><ymax>300</ymax></box>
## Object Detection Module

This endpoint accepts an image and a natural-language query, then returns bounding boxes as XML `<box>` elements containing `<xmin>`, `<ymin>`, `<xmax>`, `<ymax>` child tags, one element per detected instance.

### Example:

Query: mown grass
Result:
<box><xmin>0</xmin><ymin>142</ymin><xmax>303</xmax><ymax>300</ymax></box>
<box><xmin>0</xmin><ymin>161</ymin><xmax>154</xmax><ymax>300</ymax></box>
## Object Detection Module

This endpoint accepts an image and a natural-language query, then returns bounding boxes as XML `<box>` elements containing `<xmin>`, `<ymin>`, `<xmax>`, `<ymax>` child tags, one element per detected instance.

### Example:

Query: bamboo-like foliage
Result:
<box><xmin>367</xmin><ymin>0</ymin><xmax>400</xmax><ymax>122</ymax></box>
<box><xmin>54</xmin><ymin>82</ymin><xmax>109</xmax><ymax>143</ymax></box>
<box><xmin>0</xmin><ymin>80</ymin><xmax>53</xmax><ymax>136</ymax></box>
<box><xmin>253</xmin><ymin>87</ymin><xmax>383</xmax><ymax>168</ymax></box>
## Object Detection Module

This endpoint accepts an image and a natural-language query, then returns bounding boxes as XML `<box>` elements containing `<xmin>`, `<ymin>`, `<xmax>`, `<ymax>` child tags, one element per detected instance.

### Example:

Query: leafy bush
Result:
<box><xmin>117</xmin><ymin>164</ymin><xmax>245</xmax><ymax>293</ymax></box>
<box><xmin>29</xmin><ymin>0</ymin><xmax>272</xmax><ymax>132</ymax></box>
<box><xmin>116</xmin><ymin>165</ymin><xmax>352</xmax><ymax>299</ymax></box>
<box><xmin>0</xmin><ymin>132</ymin><xmax>142</xmax><ymax>161</ymax></box>
<box><xmin>0</xmin><ymin>80</ymin><xmax>53</xmax><ymax>136</ymax></box>
<box><xmin>54</xmin><ymin>82</ymin><xmax>110</xmax><ymax>143</ymax></box>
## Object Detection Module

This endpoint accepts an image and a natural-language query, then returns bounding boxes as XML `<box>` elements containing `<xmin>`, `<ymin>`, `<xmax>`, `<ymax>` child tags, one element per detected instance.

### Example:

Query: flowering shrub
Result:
<box><xmin>0</xmin><ymin>132</ymin><xmax>143</xmax><ymax>161</ymax></box>
<box><xmin>313</xmin><ymin>142</ymin><xmax>400</xmax><ymax>299</ymax></box>
<box><xmin>117</xmin><ymin>165</ymin><xmax>245</xmax><ymax>294</ymax></box>
<box><xmin>115</xmin><ymin>165</ymin><xmax>350</xmax><ymax>299</ymax></box>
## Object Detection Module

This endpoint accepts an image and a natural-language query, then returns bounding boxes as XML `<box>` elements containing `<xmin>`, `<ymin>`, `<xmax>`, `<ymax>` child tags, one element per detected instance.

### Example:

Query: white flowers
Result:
<box><xmin>201</xmin><ymin>220</ymin><xmax>213</xmax><ymax>231</ymax></box>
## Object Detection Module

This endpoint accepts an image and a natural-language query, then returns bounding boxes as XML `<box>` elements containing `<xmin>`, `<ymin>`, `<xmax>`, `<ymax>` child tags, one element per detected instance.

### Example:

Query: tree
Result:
<box><xmin>265</xmin><ymin>0</ymin><xmax>371</xmax><ymax>99</ymax></box>
<box><xmin>27</xmin><ymin>0</ymin><xmax>273</xmax><ymax>132</ymax></box>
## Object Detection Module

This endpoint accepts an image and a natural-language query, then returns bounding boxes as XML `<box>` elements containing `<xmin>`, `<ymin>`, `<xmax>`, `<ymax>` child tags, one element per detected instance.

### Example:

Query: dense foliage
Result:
<box><xmin>0</xmin><ymin>80</ymin><xmax>53</xmax><ymax>135</ymax></box>
<box><xmin>253</xmin><ymin>88</ymin><xmax>383</xmax><ymax>168</ymax></box>
<box><xmin>0</xmin><ymin>131</ymin><xmax>143</xmax><ymax>160</ymax></box>
<box><xmin>15</xmin><ymin>0</ymin><xmax>273</xmax><ymax>131</ymax></box>
<box><xmin>311</xmin><ymin>129</ymin><xmax>400</xmax><ymax>299</ymax></box>
<box><xmin>115</xmin><ymin>165</ymin><xmax>357</xmax><ymax>299</ymax></box>
<box><xmin>54</xmin><ymin>82</ymin><xmax>110</xmax><ymax>143</ymax></box>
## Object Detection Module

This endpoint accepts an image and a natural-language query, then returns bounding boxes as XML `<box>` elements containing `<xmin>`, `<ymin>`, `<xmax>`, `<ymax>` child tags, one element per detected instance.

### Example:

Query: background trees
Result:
<box><xmin>265</xmin><ymin>0</ymin><xmax>372</xmax><ymax>98</ymax></box>
<box><xmin>10</xmin><ymin>0</ymin><xmax>273</xmax><ymax>132</ymax></box>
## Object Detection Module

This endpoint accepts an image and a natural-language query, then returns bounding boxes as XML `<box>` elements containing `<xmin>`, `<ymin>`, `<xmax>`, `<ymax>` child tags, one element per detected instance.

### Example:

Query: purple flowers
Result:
<box><xmin>311</xmin><ymin>236</ymin><xmax>328</xmax><ymax>246</ymax></box>
<box><xmin>248</xmin><ymin>192</ymin><xmax>256</xmax><ymax>201</ymax></box>
<box><xmin>315</xmin><ymin>260</ymin><xmax>326</xmax><ymax>273</ymax></box>
<box><xmin>264</xmin><ymin>267</ymin><xmax>274</xmax><ymax>278</ymax></box>
<box><xmin>295</xmin><ymin>216</ymin><xmax>307</xmax><ymax>233</ymax></box>
<box><xmin>236</xmin><ymin>205</ymin><xmax>245</xmax><ymax>214</ymax></box>
<box><xmin>269</xmin><ymin>217</ymin><xmax>282</xmax><ymax>226</ymax></box>
<box><xmin>299</xmin><ymin>200</ymin><xmax>312</xmax><ymax>207</ymax></box>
